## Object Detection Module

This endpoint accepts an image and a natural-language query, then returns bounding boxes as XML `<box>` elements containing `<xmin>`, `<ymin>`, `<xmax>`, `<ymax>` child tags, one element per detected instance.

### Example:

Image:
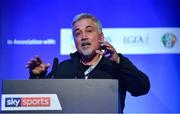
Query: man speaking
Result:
<box><xmin>26</xmin><ymin>13</ymin><xmax>150</xmax><ymax>112</ymax></box>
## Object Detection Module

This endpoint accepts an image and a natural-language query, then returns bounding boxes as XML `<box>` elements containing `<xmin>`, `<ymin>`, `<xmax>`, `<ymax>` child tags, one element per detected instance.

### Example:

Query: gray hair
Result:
<box><xmin>72</xmin><ymin>13</ymin><xmax>103</xmax><ymax>32</ymax></box>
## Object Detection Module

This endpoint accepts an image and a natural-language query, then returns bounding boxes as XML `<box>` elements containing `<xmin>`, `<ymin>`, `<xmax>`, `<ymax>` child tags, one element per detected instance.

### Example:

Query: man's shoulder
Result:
<box><xmin>59</xmin><ymin>59</ymin><xmax>73</xmax><ymax>66</ymax></box>
<box><xmin>55</xmin><ymin>59</ymin><xmax>75</xmax><ymax>77</ymax></box>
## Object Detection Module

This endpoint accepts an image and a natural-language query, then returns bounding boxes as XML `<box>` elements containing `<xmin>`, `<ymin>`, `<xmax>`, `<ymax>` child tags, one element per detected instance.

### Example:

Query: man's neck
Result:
<box><xmin>81</xmin><ymin>54</ymin><xmax>100</xmax><ymax>66</ymax></box>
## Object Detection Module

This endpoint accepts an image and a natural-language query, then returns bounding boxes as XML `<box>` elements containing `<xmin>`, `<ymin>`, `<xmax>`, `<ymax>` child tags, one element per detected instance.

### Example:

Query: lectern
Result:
<box><xmin>1</xmin><ymin>79</ymin><xmax>119</xmax><ymax>114</ymax></box>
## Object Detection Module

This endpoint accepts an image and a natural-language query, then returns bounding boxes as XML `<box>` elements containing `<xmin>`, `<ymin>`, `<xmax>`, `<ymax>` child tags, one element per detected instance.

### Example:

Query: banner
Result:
<box><xmin>60</xmin><ymin>28</ymin><xmax>180</xmax><ymax>54</ymax></box>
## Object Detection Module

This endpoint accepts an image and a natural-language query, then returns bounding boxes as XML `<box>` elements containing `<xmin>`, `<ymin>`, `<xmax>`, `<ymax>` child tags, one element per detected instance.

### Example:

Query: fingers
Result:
<box><xmin>98</xmin><ymin>40</ymin><xmax>120</xmax><ymax>63</ymax></box>
<box><xmin>25</xmin><ymin>56</ymin><xmax>51</xmax><ymax>75</ymax></box>
<box><xmin>45</xmin><ymin>63</ymin><xmax>51</xmax><ymax>70</ymax></box>
<box><xmin>35</xmin><ymin>55</ymin><xmax>43</xmax><ymax>64</ymax></box>
<box><xmin>96</xmin><ymin>50</ymin><xmax>104</xmax><ymax>55</ymax></box>
<box><xmin>26</xmin><ymin>58</ymin><xmax>37</xmax><ymax>69</ymax></box>
<box><xmin>101</xmin><ymin>41</ymin><xmax>112</xmax><ymax>49</ymax></box>
<box><xmin>101</xmin><ymin>41</ymin><xmax>115</xmax><ymax>51</ymax></box>
<box><xmin>25</xmin><ymin>55</ymin><xmax>43</xmax><ymax>70</ymax></box>
<box><xmin>96</xmin><ymin>49</ymin><xmax>113</xmax><ymax>59</ymax></box>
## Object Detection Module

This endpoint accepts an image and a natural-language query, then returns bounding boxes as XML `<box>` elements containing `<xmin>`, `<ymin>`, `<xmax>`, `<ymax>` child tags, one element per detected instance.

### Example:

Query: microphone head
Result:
<box><xmin>51</xmin><ymin>57</ymin><xmax>59</xmax><ymax>78</ymax></box>
<box><xmin>53</xmin><ymin>57</ymin><xmax>59</xmax><ymax>64</ymax></box>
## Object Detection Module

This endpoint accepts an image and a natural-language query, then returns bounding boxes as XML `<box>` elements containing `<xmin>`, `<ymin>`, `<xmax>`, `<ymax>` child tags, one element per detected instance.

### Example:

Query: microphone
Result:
<box><xmin>47</xmin><ymin>58</ymin><xmax>59</xmax><ymax>78</ymax></box>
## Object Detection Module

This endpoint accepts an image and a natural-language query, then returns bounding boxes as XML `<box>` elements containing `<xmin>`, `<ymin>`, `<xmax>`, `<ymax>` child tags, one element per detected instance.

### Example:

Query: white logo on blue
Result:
<box><xmin>5</xmin><ymin>98</ymin><xmax>21</xmax><ymax>107</ymax></box>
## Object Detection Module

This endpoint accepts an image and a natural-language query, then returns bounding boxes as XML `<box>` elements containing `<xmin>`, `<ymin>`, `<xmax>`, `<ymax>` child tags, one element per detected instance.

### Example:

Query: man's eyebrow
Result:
<box><xmin>74</xmin><ymin>28</ymin><xmax>79</xmax><ymax>32</ymax></box>
<box><xmin>86</xmin><ymin>26</ymin><xmax>94</xmax><ymax>29</ymax></box>
<box><xmin>73</xmin><ymin>26</ymin><xmax>94</xmax><ymax>32</ymax></box>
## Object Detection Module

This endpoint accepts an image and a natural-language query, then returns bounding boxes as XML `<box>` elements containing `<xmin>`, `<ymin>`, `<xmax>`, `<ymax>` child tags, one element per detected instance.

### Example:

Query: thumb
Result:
<box><xmin>96</xmin><ymin>50</ymin><xmax>104</xmax><ymax>55</ymax></box>
<box><xmin>45</xmin><ymin>63</ymin><xmax>50</xmax><ymax>70</ymax></box>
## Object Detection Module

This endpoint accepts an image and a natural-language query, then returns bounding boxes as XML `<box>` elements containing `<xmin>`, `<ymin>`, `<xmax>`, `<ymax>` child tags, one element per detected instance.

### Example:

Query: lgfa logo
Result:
<box><xmin>161</xmin><ymin>33</ymin><xmax>177</xmax><ymax>48</ymax></box>
<box><xmin>5</xmin><ymin>97</ymin><xmax>50</xmax><ymax>107</ymax></box>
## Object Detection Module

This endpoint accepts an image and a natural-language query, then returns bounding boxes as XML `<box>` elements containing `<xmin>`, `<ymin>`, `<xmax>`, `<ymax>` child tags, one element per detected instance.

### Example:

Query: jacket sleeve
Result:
<box><xmin>115</xmin><ymin>54</ymin><xmax>150</xmax><ymax>96</ymax></box>
<box><xmin>29</xmin><ymin>70</ymin><xmax>47</xmax><ymax>79</ymax></box>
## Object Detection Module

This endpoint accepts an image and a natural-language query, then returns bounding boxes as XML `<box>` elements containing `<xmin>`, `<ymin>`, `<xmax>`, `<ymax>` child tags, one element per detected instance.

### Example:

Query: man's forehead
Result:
<box><xmin>73</xmin><ymin>18</ymin><xmax>97</xmax><ymax>30</ymax></box>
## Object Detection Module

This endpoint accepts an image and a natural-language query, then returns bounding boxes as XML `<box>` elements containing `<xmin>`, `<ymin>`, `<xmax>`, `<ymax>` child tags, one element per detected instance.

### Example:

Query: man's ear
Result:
<box><xmin>99</xmin><ymin>32</ymin><xmax>104</xmax><ymax>41</ymax></box>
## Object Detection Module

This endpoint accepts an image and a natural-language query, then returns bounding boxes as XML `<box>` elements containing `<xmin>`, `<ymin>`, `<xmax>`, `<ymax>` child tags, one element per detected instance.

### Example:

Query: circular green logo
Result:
<box><xmin>161</xmin><ymin>33</ymin><xmax>176</xmax><ymax>48</ymax></box>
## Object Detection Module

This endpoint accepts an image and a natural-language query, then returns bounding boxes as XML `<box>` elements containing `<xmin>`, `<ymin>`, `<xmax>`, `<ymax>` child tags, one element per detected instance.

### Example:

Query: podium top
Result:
<box><xmin>2</xmin><ymin>79</ymin><xmax>119</xmax><ymax>113</ymax></box>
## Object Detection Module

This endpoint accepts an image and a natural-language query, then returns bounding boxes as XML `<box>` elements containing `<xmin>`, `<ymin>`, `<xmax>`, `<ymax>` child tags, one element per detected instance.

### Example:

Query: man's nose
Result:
<box><xmin>81</xmin><ymin>32</ymin><xmax>88</xmax><ymax>40</ymax></box>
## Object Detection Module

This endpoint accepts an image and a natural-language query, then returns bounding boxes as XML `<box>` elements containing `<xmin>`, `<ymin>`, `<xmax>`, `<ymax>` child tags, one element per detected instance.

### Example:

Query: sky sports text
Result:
<box><xmin>5</xmin><ymin>97</ymin><xmax>50</xmax><ymax>107</ymax></box>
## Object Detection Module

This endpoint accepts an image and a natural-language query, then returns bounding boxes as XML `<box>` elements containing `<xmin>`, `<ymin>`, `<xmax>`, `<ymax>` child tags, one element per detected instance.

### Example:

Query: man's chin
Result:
<box><xmin>81</xmin><ymin>50</ymin><xmax>94</xmax><ymax>58</ymax></box>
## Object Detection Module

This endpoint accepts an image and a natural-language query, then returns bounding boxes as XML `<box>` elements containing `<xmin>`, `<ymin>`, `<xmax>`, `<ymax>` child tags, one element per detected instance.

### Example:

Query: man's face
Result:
<box><xmin>73</xmin><ymin>18</ymin><xmax>104</xmax><ymax>57</ymax></box>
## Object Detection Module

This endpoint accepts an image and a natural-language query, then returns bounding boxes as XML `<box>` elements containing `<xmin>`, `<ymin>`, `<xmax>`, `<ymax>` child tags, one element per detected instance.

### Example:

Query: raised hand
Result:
<box><xmin>96</xmin><ymin>41</ymin><xmax>120</xmax><ymax>64</ymax></box>
<box><xmin>25</xmin><ymin>55</ymin><xmax>50</xmax><ymax>75</ymax></box>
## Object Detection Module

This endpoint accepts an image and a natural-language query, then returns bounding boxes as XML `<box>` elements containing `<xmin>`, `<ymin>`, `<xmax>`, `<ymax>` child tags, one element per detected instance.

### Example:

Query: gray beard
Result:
<box><xmin>81</xmin><ymin>49</ymin><xmax>93</xmax><ymax>58</ymax></box>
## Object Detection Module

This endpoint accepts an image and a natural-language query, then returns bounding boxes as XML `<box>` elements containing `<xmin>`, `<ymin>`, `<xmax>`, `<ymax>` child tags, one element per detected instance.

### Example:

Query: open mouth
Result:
<box><xmin>81</xmin><ymin>42</ymin><xmax>91</xmax><ymax>47</ymax></box>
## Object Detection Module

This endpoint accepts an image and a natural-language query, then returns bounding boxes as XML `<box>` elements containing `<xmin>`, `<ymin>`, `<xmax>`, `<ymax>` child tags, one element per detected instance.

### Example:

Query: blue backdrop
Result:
<box><xmin>0</xmin><ymin>0</ymin><xmax>180</xmax><ymax>112</ymax></box>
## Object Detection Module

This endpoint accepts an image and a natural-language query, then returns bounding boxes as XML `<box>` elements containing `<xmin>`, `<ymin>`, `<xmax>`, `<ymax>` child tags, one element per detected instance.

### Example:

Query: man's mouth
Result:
<box><xmin>81</xmin><ymin>42</ymin><xmax>91</xmax><ymax>47</ymax></box>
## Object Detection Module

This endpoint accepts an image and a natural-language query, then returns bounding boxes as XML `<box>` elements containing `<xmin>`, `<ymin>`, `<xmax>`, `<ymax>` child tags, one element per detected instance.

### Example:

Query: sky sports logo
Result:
<box><xmin>5</xmin><ymin>97</ymin><xmax>50</xmax><ymax>107</ymax></box>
